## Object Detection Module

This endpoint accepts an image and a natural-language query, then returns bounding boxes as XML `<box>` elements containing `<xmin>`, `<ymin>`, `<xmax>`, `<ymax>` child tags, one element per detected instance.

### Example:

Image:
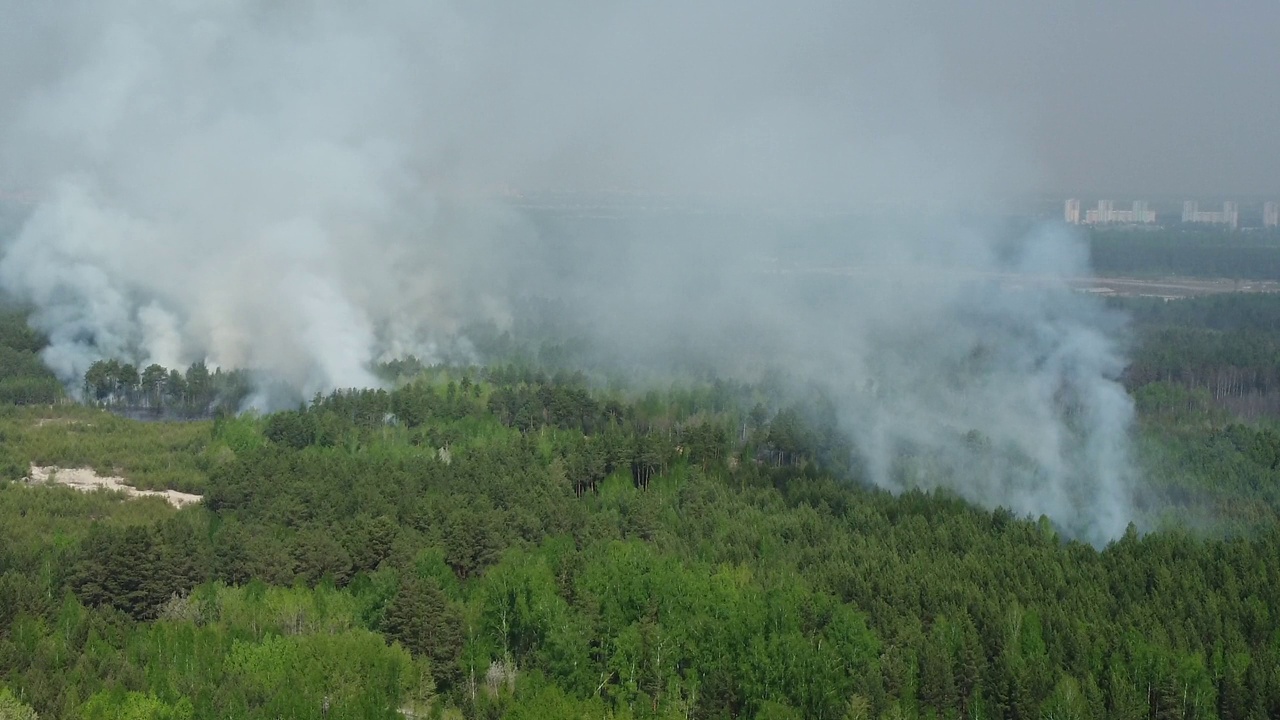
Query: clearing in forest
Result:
<box><xmin>24</xmin><ymin>464</ymin><xmax>202</xmax><ymax>508</ymax></box>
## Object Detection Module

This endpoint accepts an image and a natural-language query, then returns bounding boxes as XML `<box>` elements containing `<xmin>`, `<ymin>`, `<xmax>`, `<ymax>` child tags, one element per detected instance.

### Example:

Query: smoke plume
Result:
<box><xmin>0</xmin><ymin>1</ymin><xmax>1134</xmax><ymax>542</ymax></box>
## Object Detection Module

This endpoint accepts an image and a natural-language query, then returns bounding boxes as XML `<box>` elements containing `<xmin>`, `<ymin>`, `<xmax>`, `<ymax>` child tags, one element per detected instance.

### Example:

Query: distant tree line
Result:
<box><xmin>1091</xmin><ymin>228</ymin><xmax>1280</xmax><ymax>280</ymax></box>
<box><xmin>1118</xmin><ymin>294</ymin><xmax>1280</xmax><ymax>419</ymax></box>
<box><xmin>81</xmin><ymin>358</ymin><xmax>252</xmax><ymax>417</ymax></box>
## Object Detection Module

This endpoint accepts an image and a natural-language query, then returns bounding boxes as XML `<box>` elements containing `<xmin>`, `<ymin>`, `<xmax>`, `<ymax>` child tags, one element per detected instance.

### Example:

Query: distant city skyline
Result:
<box><xmin>1064</xmin><ymin>197</ymin><xmax>1280</xmax><ymax>229</ymax></box>
<box><xmin>1182</xmin><ymin>201</ymin><xmax>1239</xmax><ymax>229</ymax></box>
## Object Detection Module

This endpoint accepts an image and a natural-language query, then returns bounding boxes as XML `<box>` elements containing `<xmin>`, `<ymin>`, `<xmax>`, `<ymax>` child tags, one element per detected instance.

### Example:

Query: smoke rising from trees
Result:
<box><xmin>0</xmin><ymin>1</ymin><xmax>1134</xmax><ymax>543</ymax></box>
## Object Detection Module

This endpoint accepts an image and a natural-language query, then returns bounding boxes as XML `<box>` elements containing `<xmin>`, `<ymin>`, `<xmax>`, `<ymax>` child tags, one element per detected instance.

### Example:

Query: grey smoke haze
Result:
<box><xmin>0</xmin><ymin>1</ymin><xmax>1141</xmax><ymax>542</ymax></box>
<box><xmin>916</xmin><ymin>2</ymin><xmax>1280</xmax><ymax>197</ymax></box>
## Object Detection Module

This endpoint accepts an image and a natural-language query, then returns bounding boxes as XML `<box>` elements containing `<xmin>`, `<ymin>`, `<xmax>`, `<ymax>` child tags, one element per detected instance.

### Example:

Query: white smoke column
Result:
<box><xmin>0</xmin><ymin>181</ymin><xmax>147</xmax><ymax>381</ymax></box>
<box><xmin>0</xmin><ymin>1</ymin><xmax>1139</xmax><ymax>542</ymax></box>
<box><xmin>548</xmin><ymin>212</ymin><xmax>1137</xmax><ymax>545</ymax></box>
<box><xmin>832</xmin><ymin>223</ymin><xmax>1135</xmax><ymax>544</ymax></box>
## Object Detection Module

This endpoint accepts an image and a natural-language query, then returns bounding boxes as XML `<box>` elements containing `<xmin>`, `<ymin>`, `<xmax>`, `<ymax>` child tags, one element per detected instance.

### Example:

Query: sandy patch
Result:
<box><xmin>33</xmin><ymin>417</ymin><xmax>87</xmax><ymax>428</ymax></box>
<box><xmin>25</xmin><ymin>464</ymin><xmax>202</xmax><ymax>508</ymax></box>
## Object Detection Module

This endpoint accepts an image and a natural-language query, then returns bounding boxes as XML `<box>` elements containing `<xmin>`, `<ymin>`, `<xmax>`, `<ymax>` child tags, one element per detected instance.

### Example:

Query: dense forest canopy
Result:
<box><xmin>1</xmin><ymin>0</ymin><xmax>1277</xmax><ymax>715</ymax></box>
<box><xmin>1112</xmin><ymin>294</ymin><xmax>1280</xmax><ymax>420</ymax></box>
<box><xmin>1</xmin><ymin>284</ymin><xmax>1280</xmax><ymax>719</ymax></box>
<box><xmin>1090</xmin><ymin>228</ymin><xmax>1280</xmax><ymax>280</ymax></box>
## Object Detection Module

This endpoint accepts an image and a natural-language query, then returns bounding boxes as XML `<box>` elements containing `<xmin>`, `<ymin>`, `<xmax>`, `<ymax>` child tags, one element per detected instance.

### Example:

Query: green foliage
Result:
<box><xmin>0</xmin><ymin>310</ymin><xmax>60</xmax><ymax>406</ymax></box>
<box><xmin>80</xmin><ymin>359</ymin><xmax>250</xmax><ymax>417</ymax></box>
<box><xmin>211</xmin><ymin>414</ymin><xmax>264</xmax><ymax>455</ymax></box>
<box><xmin>0</xmin><ymin>686</ymin><xmax>40</xmax><ymax>720</ymax></box>
<box><xmin>226</xmin><ymin>631</ymin><xmax>414</xmax><ymax>718</ymax></box>
<box><xmin>0</xmin><ymin>406</ymin><xmax>213</xmax><ymax>492</ymax></box>
<box><xmin>383</xmin><ymin>575</ymin><xmax>463</xmax><ymax>684</ymax></box>
<box><xmin>4</xmin><ymin>298</ymin><xmax>1280</xmax><ymax>718</ymax></box>
<box><xmin>78</xmin><ymin>691</ymin><xmax>192</xmax><ymax>720</ymax></box>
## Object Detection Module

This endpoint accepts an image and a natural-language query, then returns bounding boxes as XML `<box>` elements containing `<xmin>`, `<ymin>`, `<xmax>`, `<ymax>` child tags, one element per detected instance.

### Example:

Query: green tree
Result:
<box><xmin>0</xmin><ymin>687</ymin><xmax>39</xmax><ymax>720</ymax></box>
<box><xmin>140</xmin><ymin>363</ymin><xmax>167</xmax><ymax>406</ymax></box>
<box><xmin>384</xmin><ymin>575</ymin><xmax>464</xmax><ymax>686</ymax></box>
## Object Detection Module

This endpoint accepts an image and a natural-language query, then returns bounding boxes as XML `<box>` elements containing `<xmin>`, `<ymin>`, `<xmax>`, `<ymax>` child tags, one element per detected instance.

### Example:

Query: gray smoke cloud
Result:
<box><xmin>0</xmin><ymin>0</ymin><xmax>1134</xmax><ymax>543</ymax></box>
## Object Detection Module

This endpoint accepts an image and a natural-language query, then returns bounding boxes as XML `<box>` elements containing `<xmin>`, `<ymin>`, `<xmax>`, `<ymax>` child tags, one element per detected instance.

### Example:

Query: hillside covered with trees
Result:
<box><xmin>1</xmin><ymin>293</ymin><xmax>1280</xmax><ymax>718</ymax></box>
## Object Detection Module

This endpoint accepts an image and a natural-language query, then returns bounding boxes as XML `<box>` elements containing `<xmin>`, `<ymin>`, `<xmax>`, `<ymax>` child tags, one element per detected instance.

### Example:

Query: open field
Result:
<box><xmin>0</xmin><ymin>405</ymin><xmax>214</xmax><ymax>492</ymax></box>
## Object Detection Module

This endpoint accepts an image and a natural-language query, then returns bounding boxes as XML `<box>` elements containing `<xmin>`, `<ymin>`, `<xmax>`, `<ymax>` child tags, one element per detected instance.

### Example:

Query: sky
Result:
<box><xmin>2</xmin><ymin>1</ymin><xmax>1278</xmax><ymax>200</ymax></box>
<box><xmin>915</xmin><ymin>1</ymin><xmax>1280</xmax><ymax>197</ymax></box>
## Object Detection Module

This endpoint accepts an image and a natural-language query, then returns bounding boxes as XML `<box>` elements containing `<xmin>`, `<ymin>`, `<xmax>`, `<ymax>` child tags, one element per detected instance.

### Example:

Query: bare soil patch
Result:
<box><xmin>33</xmin><ymin>417</ymin><xmax>87</xmax><ymax>428</ymax></box>
<box><xmin>24</xmin><ymin>464</ymin><xmax>201</xmax><ymax>508</ymax></box>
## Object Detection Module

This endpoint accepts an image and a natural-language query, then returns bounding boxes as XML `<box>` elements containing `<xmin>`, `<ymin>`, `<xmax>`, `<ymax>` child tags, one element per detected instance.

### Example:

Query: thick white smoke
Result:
<box><xmin>834</xmin><ymin>226</ymin><xmax>1135</xmax><ymax>543</ymax></box>
<box><xmin>0</xmin><ymin>2</ymin><xmax>518</xmax><ymax>396</ymax></box>
<box><xmin>534</xmin><ymin>214</ymin><xmax>1136</xmax><ymax>543</ymax></box>
<box><xmin>0</xmin><ymin>1</ymin><xmax>1135</xmax><ymax>542</ymax></box>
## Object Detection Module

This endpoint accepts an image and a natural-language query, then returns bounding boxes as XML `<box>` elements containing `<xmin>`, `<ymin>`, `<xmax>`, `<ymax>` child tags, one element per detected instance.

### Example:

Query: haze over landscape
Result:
<box><xmin>1</xmin><ymin>3</ymin><xmax>1280</xmax><ymax>719</ymax></box>
<box><xmin>918</xmin><ymin>2</ymin><xmax>1280</xmax><ymax>198</ymax></box>
<box><xmin>0</xmin><ymin>0</ymin><xmax>1150</xmax><ymax>542</ymax></box>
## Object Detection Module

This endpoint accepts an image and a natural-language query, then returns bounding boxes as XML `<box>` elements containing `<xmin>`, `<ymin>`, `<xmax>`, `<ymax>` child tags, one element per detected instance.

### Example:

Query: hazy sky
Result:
<box><xmin>1</xmin><ymin>0</ymin><xmax>1275</xmax><ymax>200</ymax></box>
<box><xmin>917</xmin><ymin>1</ymin><xmax>1280</xmax><ymax>197</ymax></box>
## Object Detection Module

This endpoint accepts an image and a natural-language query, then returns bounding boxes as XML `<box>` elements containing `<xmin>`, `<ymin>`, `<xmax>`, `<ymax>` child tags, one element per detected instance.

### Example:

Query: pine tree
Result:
<box><xmin>383</xmin><ymin>576</ymin><xmax>464</xmax><ymax>687</ymax></box>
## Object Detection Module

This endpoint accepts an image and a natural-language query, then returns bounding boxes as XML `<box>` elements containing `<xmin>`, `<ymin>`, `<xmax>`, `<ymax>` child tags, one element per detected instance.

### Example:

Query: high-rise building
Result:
<box><xmin>1182</xmin><ymin>200</ymin><xmax>1197</xmax><ymax>223</ymax></box>
<box><xmin>1064</xmin><ymin>198</ymin><xmax>1081</xmax><ymax>224</ymax></box>
<box><xmin>1223</xmin><ymin>201</ymin><xmax>1239</xmax><ymax>229</ymax></box>
<box><xmin>1130</xmin><ymin>200</ymin><xmax>1155</xmax><ymax>223</ymax></box>
<box><xmin>1077</xmin><ymin>199</ymin><xmax>1155</xmax><ymax>224</ymax></box>
<box><xmin>1265</xmin><ymin>201</ymin><xmax>1279</xmax><ymax>228</ymax></box>
<box><xmin>1182</xmin><ymin>200</ymin><xmax>1238</xmax><ymax>229</ymax></box>
<box><xmin>1085</xmin><ymin>200</ymin><xmax>1112</xmax><ymax>224</ymax></box>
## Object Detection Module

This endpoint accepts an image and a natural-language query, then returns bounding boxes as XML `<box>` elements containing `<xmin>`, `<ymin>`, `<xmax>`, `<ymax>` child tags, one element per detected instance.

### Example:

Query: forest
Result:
<box><xmin>1090</xmin><ymin>228</ymin><xmax>1280</xmax><ymax>280</ymax></box>
<box><xmin>1</xmin><ymin>292</ymin><xmax>1280</xmax><ymax>719</ymax></box>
